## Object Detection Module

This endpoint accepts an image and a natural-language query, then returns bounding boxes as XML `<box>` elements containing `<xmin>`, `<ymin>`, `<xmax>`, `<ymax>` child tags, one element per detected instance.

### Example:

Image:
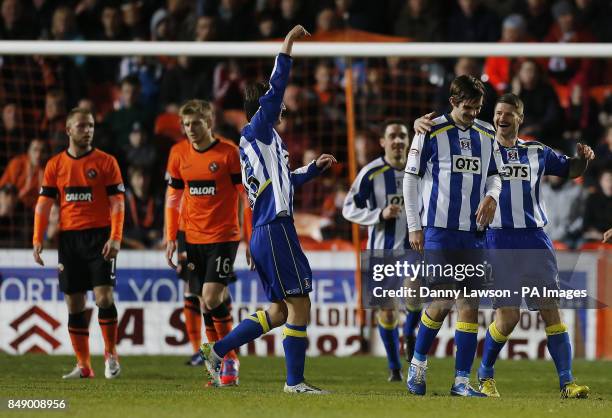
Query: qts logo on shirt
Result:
<box><xmin>64</xmin><ymin>186</ymin><xmax>93</xmax><ymax>202</ymax></box>
<box><xmin>188</xmin><ymin>180</ymin><xmax>216</xmax><ymax>196</ymax></box>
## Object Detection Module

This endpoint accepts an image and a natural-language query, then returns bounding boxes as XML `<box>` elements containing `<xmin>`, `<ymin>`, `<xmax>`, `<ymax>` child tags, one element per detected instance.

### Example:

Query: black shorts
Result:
<box><xmin>185</xmin><ymin>240</ymin><xmax>239</xmax><ymax>294</ymax></box>
<box><xmin>58</xmin><ymin>227</ymin><xmax>115</xmax><ymax>295</ymax></box>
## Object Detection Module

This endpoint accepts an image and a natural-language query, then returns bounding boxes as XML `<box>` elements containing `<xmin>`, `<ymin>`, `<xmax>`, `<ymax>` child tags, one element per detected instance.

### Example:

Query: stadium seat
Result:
<box><xmin>154</xmin><ymin>113</ymin><xmax>183</xmax><ymax>143</ymax></box>
<box><xmin>552</xmin><ymin>240</ymin><xmax>570</xmax><ymax>250</ymax></box>
<box><xmin>579</xmin><ymin>241</ymin><xmax>612</xmax><ymax>251</ymax></box>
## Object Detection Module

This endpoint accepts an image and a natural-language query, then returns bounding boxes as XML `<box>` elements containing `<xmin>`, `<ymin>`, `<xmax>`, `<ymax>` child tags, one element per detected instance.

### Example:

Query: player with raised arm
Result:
<box><xmin>342</xmin><ymin>119</ymin><xmax>421</xmax><ymax>381</ymax></box>
<box><xmin>474</xmin><ymin>94</ymin><xmax>592</xmax><ymax>398</ymax></box>
<box><xmin>403</xmin><ymin>75</ymin><xmax>501</xmax><ymax>397</ymax></box>
<box><xmin>33</xmin><ymin>108</ymin><xmax>125</xmax><ymax>379</ymax></box>
<box><xmin>164</xmin><ymin>99</ymin><xmax>245</xmax><ymax>385</ymax></box>
<box><xmin>199</xmin><ymin>25</ymin><xmax>336</xmax><ymax>394</ymax></box>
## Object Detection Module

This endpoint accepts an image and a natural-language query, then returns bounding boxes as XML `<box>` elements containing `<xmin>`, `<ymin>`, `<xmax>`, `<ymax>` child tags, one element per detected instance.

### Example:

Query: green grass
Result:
<box><xmin>1</xmin><ymin>355</ymin><xmax>611</xmax><ymax>418</ymax></box>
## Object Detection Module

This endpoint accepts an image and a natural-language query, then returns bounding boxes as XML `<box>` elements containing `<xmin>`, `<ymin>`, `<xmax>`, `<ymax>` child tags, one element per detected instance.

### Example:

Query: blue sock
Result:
<box><xmin>455</xmin><ymin>322</ymin><xmax>478</xmax><ymax>377</ymax></box>
<box><xmin>403</xmin><ymin>309</ymin><xmax>421</xmax><ymax>338</ymax></box>
<box><xmin>378</xmin><ymin>317</ymin><xmax>401</xmax><ymax>370</ymax></box>
<box><xmin>213</xmin><ymin>311</ymin><xmax>271</xmax><ymax>357</ymax></box>
<box><xmin>546</xmin><ymin>323</ymin><xmax>573</xmax><ymax>389</ymax></box>
<box><xmin>413</xmin><ymin>311</ymin><xmax>443</xmax><ymax>362</ymax></box>
<box><xmin>283</xmin><ymin>324</ymin><xmax>308</xmax><ymax>386</ymax></box>
<box><xmin>478</xmin><ymin>322</ymin><xmax>508</xmax><ymax>379</ymax></box>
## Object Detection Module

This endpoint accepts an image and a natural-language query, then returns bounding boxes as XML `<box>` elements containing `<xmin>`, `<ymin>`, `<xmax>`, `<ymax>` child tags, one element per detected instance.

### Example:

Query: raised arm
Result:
<box><xmin>250</xmin><ymin>26</ymin><xmax>310</xmax><ymax>131</ymax></box>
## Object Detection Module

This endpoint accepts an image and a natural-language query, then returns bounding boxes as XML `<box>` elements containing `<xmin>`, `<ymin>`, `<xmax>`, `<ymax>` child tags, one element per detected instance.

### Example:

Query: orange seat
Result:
<box><xmin>552</xmin><ymin>240</ymin><xmax>569</xmax><ymax>250</ymax></box>
<box><xmin>154</xmin><ymin>113</ymin><xmax>183</xmax><ymax>142</ymax></box>
<box><xmin>589</xmin><ymin>85</ymin><xmax>612</xmax><ymax>105</ymax></box>
<box><xmin>580</xmin><ymin>241</ymin><xmax>612</xmax><ymax>251</ymax></box>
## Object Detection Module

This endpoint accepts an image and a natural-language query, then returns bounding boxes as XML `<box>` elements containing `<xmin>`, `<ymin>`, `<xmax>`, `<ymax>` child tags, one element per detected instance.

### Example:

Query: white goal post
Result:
<box><xmin>0</xmin><ymin>41</ymin><xmax>610</xmax><ymax>57</ymax></box>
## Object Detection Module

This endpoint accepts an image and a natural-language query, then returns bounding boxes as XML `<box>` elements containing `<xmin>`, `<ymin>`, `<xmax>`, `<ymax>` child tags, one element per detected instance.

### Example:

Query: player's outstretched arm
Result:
<box><xmin>291</xmin><ymin>153</ymin><xmax>337</xmax><ymax>188</ymax></box>
<box><xmin>568</xmin><ymin>143</ymin><xmax>595</xmax><ymax>179</ymax></box>
<box><xmin>281</xmin><ymin>25</ymin><xmax>310</xmax><ymax>56</ymax></box>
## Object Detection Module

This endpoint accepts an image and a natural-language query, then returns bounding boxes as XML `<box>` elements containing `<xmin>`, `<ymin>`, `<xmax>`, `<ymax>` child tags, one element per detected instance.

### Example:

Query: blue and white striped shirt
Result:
<box><xmin>405</xmin><ymin>114</ymin><xmax>498</xmax><ymax>232</ymax></box>
<box><xmin>343</xmin><ymin>157</ymin><xmax>408</xmax><ymax>250</ymax></box>
<box><xmin>490</xmin><ymin>139</ymin><xmax>570</xmax><ymax>229</ymax></box>
<box><xmin>239</xmin><ymin>53</ymin><xmax>320</xmax><ymax>227</ymax></box>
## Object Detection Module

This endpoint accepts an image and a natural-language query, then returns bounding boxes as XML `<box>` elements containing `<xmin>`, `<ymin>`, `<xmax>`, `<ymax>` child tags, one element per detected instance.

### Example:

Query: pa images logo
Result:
<box><xmin>86</xmin><ymin>168</ymin><xmax>97</xmax><ymax>179</ymax></box>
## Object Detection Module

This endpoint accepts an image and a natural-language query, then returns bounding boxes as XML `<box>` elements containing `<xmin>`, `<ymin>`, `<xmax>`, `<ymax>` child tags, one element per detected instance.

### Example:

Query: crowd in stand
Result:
<box><xmin>0</xmin><ymin>0</ymin><xmax>610</xmax><ymax>249</ymax></box>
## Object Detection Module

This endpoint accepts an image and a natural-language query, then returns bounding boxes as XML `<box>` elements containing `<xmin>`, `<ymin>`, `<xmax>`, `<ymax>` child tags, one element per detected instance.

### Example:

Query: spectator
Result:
<box><xmin>393</xmin><ymin>0</ymin><xmax>444</xmax><ymax>42</ymax></box>
<box><xmin>334</xmin><ymin>0</ymin><xmax>387</xmax><ymax>34</ymax></box>
<box><xmin>511</xmin><ymin>59</ymin><xmax>563</xmax><ymax>148</ymax></box>
<box><xmin>356</xmin><ymin>65</ymin><xmax>388</xmax><ymax>129</ymax></box>
<box><xmin>278</xmin><ymin>0</ymin><xmax>311</xmax><ymax>35</ymax></box>
<box><xmin>118</xmin><ymin>55</ymin><xmax>164</xmax><ymax>106</ymax></box>
<box><xmin>103</xmin><ymin>75</ymin><xmax>155</xmax><ymax>156</ymax></box>
<box><xmin>563</xmin><ymin>83</ymin><xmax>601</xmax><ymax>148</ymax></box>
<box><xmin>435</xmin><ymin>57</ymin><xmax>498</xmax><ymax>122</ymax></box>
<box><xmin>167</xmin><ymin>0</ymin><xmax>197</xmax><ymax>41</ymax></box>
<box><xmin>159</xmin><ymin>56</ymin><xmax>214</xmax><ymax>111</ymax></box>
<box><xmin>120</xmin><ymin>122</ymin><xmax>157</xmax><ymax>173</ymax></box>
<box><xmin>0</xmin><ymin>103</ymin><xmax>27</xmax><ymax>172</ymax></box>
<box><xmin>194</xmin><ymin>15</ymin><xmax>217</xmax><ymax>42</ymax></box>
<box><xmin>574</xmin><ymin>0</ymin><xmax>611</xmax><ymax>42</ymax></box>
<box><xmin>213</xmin><ymin>59</ymin><xmax>246</xmax><ymax>110</ymax></box>
<box><xmin>582</xmin><ymin>168</ymin><xmax>612</xmax><ymax>242</ymax></box>
<box><xmin>483</xmin><ymin>14</ymin><xmax>530</xmax><ymax>94</ymax></box>
<box><xmin>75</xmin><ymin>0</ymin><xmax>104</xmax><ymax>40</ymax></box>
<box><xmin>214</xmin><ymin>0</ymin><xmax>257</xmax><ymax>41</ymax></box>
<box><xmin>46</xmin><ymin>6</ymin><xmax>82</xmax><ymax>41</ymax></box>
<box><xmin>121</xmin><ymin>0</ymin><xmax>148</xmax><ymax>40</ymax></box>
<box><xmin>0</xmin><ymin>138</ymin><xmax>47</xmax><ymax>211</ymax></box>
<box><xmin>518</xmin><ymin>0</ymin><xmax>553</xmax><ymax>41</ymax></box>
<box><xmin>307</xmin><ymin>60</ymin><xmax>345</xmax><ymax>124</ymax></box>
<box><xmin>446</xmin><ymin>0</ymin><xmax>500</xmax><ymax>43</ymax></box>
<box><xmin>0</xmin><ymin>0</ymin><xmax>39</xmax><ymax>39</ymax></box>
<box><xmin>84</xmin><ymin>5</ymin><xmax>126</xmax><ymax>84</ymax></box>
<box><xmin>257</xmin><ymin>10</ymin><xmax>282</xmax><ymax>39</ymax></box>
<box><xmin>40</xmin><ymin>89</ymin><xmax>68</xmax><ymax>154</ymax></box>
<box><xmin>150</xmin><ymin>8</ymin><xmax>173</xmax><ymax>41</ymax></box>
<box><xmin>544</xmin><ymin>1</ymin><xmax>595</xmax><ymax>88</ymax></box>
<box><xmin>541</xmin><ymin>173</ymin><xmax>586</xmax><ymax>248</ymax></box>
<box><xmin>314</xmin><ymin>7</ymin><xmax>341</xmax><ymax>34</ymax></box>
<box><xmin>122</xmin><ymin>165</ymin><xmax>163</xmax><ymax>249</ymax></box>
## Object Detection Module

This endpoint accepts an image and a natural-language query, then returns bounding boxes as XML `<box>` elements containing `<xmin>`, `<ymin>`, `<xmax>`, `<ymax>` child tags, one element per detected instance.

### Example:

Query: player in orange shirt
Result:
<box><xmin>165</xmin><ymin>99</ymin><xmax>245</xmax><ymax>385</ymax></box>
<box><xmin>32</xmin><ymin>108</ymin><xmax>125</xmax><ymax>380</ymax></box>
<box><xmin>170</xmin><ymin>137</ymin><xmax>243</xmax><ymax>368</ymax></box>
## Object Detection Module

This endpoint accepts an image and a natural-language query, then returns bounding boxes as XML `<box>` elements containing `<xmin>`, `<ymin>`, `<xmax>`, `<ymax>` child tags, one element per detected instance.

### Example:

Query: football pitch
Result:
<box><xmin>1</xmin><ymin>354</ymin><xmax>611</xmax><ymax>418</ymax></box>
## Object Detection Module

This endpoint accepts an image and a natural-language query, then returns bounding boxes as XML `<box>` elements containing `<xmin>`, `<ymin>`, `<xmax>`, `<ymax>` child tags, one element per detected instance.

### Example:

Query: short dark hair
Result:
<box><xmin>66</xmin><ymin>107</ymin><xmax>93</xmax><ymax>125</ymax></box>
<box><xmin>381</xmin><ymin>118</ymin><xmax>409</xmax><ymax>134</ymax></box>
<box><xmin>449</xmin><ymin>75</ymin><xmax>485</xmax><ymax>104</ymax></box>
<box><xmin>496</xmin><ymin>93</ymin><xmax>524</xmax><ymax>116</ymax></box>
<box><xmin>244</xmin><ymin>82</ymin><xmax>269</xmax><ymax>122</ymax></box>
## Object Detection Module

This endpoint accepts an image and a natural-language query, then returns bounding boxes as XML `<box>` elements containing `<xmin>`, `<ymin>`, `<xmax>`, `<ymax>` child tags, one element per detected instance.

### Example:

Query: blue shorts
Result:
<box><xmin>250</xmin><ymin>217</ymin><xmax>313</xmax><ymax>302</ymax></box>
<box><xmin>422</xmin><ymin>227</ymin><xmax>486</xmax><ymax>288</ymax></box>
<box><xmin>486</xmin><ymin>228</ymin><xmax>559</xmax><ymax>309</ymax></box>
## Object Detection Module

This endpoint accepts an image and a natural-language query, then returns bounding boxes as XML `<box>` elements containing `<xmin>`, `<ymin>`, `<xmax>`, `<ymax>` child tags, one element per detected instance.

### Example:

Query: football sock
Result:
<box><xmin>210</xmin><ymin>302</ymin><xmax>236</xmax><ymax>359</ymax></box>
<box><xmin>98</xmin><ymin>304</ymin><xmax>118</xmax><ymax>357</ymax></box>
<box><xmin>283</xmin><ymin>323</ymin><xmax>308</xmax><ymax>386</ymax></box>
<box><xmin>479</xmin><ymin>322</ymin><xmax>509</xmax><ymax>379</ymax></box>
<box><xmin>546</xmin><ymin>323</ymin><xmax>573</xmax><ymax>389</ymax></box>
<box><xmin>183</xmin><ymin>296</ymin><xmax>202</xmax><ymax>352</ymax></box>
<box><xmin>455</xmin><ymin>321</ymin><xmax>478</xmax><ymax>378</ymax></box>
<box><xmin>203</xmin><ymin>312</ymin><xmax>218</xmax><ymax>343</ymax></box>
<box><xmin>412</xmin><ymin>311</ymin><xmax>443</xmax><ymax>364</ymax></box>
<box><xmin>68</xmin><ymin>310</ymin><xmax>91</xmax><ymax>369</ymax></box>
<box><xmin>213</xmin><ymin>310</ymin><xmax>272</xmax><ymax>358</ymax></box>
<box><xmin>403</xmin><ymin>309</ymin><xmax>421</xmax><ymax>338</ymax></box>
<box><xmin>378</xmin><ymin>316</ymin><xmax>401</xmax><ymax>370</ymax></box>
